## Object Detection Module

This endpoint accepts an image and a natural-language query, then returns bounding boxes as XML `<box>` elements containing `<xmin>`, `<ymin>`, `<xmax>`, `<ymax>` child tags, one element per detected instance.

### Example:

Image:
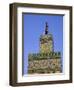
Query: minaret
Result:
<box><xmin>40</xmin><ymin>22</ymin><xmax>53</xmax><ymax>53</ymax></box>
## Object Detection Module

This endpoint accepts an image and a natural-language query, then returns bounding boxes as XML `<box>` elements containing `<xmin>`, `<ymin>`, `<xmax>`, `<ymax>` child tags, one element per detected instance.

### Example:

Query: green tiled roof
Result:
<box><xmin>28</xmin><ymin>52</ymin><xmax>61</xmax><ymax>61</ymax></box>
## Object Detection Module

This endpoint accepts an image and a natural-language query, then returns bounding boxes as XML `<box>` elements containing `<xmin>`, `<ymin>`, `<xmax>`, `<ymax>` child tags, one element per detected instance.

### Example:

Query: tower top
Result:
<box><xmin>45</xmin><ymin>22</ymin><xmax>48</xmax><ymax>35</ymax></box>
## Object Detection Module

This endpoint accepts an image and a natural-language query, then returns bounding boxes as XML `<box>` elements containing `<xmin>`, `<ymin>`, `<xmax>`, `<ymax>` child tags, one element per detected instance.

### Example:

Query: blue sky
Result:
<box><xmin>23</xmin><ymin>13</ymin><xmax>63</xmax><ymax>74</ymax></box>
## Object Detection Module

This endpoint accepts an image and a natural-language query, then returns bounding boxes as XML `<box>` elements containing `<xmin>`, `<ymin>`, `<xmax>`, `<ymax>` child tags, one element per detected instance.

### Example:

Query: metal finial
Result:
<box><xmin>45</xmin><ymin>22</ymin><xmax>48</xmax><ymax>34</ymax></box>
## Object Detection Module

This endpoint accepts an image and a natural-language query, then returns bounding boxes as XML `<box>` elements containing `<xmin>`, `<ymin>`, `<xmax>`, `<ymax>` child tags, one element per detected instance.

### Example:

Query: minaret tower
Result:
<box><xmin>40</xmin><ymin>22</ymin><xmax>54</xmax><ymax>53</ymax></box>
<box><xmin>28</xmin><ymin>22</ymin><xmax>62</xmax><ymax>74</ymax></box>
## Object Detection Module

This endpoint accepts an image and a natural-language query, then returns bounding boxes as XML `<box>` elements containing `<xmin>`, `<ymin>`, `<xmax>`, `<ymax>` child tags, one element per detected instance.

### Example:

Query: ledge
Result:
<box><xmin>28</xmin><ymin>52</ymin><xmax>61</xmax><ymax>61</ymax></box>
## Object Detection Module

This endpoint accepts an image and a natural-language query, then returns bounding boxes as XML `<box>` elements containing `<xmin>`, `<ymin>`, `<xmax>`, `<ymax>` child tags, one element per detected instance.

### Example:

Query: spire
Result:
<box><xmin>45</xmin><ymin>22</ymin><xmax>48</xmax><ymax>35</ymax></box>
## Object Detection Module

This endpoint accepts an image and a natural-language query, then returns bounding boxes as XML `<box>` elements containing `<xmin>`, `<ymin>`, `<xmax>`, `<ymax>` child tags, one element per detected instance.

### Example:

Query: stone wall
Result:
<box><xmin>28</xmin><ymin>58</ymin><xmax>62</xmax><ymax>74</ymax></box>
